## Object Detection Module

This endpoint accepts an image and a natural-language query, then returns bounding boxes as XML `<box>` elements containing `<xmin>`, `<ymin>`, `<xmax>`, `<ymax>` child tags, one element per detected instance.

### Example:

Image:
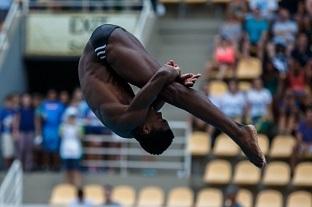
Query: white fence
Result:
<box><xmin>0</xmin><ymin>160</ymin><xmax>23</xmax><ymax>207</ymax></box>
<box><xmin>82</xmin><ymin>121</ymin><xmax>192</xmax><ymax>177</ymax></box>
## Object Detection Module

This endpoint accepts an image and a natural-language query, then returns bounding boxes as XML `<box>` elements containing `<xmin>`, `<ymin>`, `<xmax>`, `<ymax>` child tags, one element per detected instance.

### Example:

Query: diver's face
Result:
<box><xmin>142</xmin><ymin>110</ymin><xmax>170</xmax><ymax>135</ymax></box>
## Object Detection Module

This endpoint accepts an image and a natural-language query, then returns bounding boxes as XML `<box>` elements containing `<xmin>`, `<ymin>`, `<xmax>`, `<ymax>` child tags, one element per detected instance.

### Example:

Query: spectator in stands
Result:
<box><xmin>70</xmin><ymin>188</ymin><xmax>93</xmax><ymax>207</ymax></box>
<box><xmin>271</xmin><ymin>44</ymin><xmax>288</xmax><ymax>74</ymax></box>
<box><xmin>0</xmin><ymin>95</ymin><xmax>16</xmax><ymax>169</ymax></box>
<box><xmin>270</xmin><ymin>8</ymin><xmax>298</xmax><ymax>54</ymax></box>
<box><xmin>224</xmin><ymin>185</ymin><xmax>242</xmax><ymax>207</ymax></box>
<box><xmin>0</xmin><ymin>0</ymin><xmax>11</xmax><ymax>29</ymax></box>
<box><xmin>59</xmin><ymin>90</ymin><xmax>70</xmax><ymax>107</ymax></box>
<box><xmin>219</xmin><ymin>80</ymin><xmax>246</xmax><ymax>121</ymax></box>
<box><xmin>262</xmin><ymin>61</ymin><xmax>280</xmax><ymax>96</ymax></box>
<box><xmin>103</xmin><ymin>185</ymin><xmax>121</xmax><ymax>207</ymax></box>
<box><xmin>13</xmin><ymin>93</ymin><xmax>35</xmax><ymax>171</ymax></box>
<box><xmin>219</xmin><ymin>13</ymin><xmax>243</xmax><ymax>45</ymax></box>
<box><xmin>38</xmin><ymin>90</ymin><xmax>65</xmax><ymax>170</ymax></box>
<box><xmin>306</xmin><ymin>60</ymin><xmax>312</xmax><ymax>91</ymax></box>
<box><xmin>291</xmin><ymin>33</ymin><xmax>312</xmax><ymax>67</ymax></box>
<box><xmin>243</xmin><ymin>8</ymin><xmax>269</xmax><ymax>59</ymax></box>
<box><xmin>249</xmin><ymin>0</ymin><xmax>278</xmax><ymax>19</ymax></box>
<box><xmin>227</xmin><ymin>0</ymin><xmax>248</xmax><ymax>22</ymax></box>
<box><xmin>278</xmin><ymin>89</ymin><xmax>299</xmax><ymax>134</ymax></box>
<box><xmin>246</xmin><ymin>78</ymin><xmax>272</xmax><ymax>124</ymax></box>
<box><xmin>286</xmin><ymin>59</ymin><xmax>307</xmax><ymax>98</ymax></box>
<box><xmin>291</xmin><ymin>105</ymin><xmax>312</xmax><ymax>170</ymax></box>
<box><xmin>207</xmin><ymin>36</ymin><xmax>237</xmax><ymax>79</ymax></box>
<box><xmin>60</xmin><ymin>107</ymin><xmax>83</xmax><ymax>186</ymax></box>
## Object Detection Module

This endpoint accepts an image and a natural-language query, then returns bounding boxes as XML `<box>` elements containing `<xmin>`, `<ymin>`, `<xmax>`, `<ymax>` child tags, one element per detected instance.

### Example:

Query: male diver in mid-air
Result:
<box><xmin>78</xmin><ymin>24</ymin><xmax>266</xmax><ymax>168</ymax></box>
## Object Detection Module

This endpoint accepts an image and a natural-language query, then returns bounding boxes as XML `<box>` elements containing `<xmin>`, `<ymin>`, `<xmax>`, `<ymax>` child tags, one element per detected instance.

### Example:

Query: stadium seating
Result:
<box><xmin>262</xmin><ymin>162</ymin><xmax>290</xmax><ymax>186</ymax></box>
<box><xmin>112</xmin><ymin>185</ymin><xmax>136</xmax><ymax>207</ymax></box>
<box><xmin>49</xmin><ymin>184</ymin><xmax>76</xmax><ymax>205</ymax></box>
<box><xmin>233</xmin><ymin>160</ymin><xmax>261</xmax><ymax>185</ymax></box>
<box><xmin>238</xmin><ymin>81</ymin><xmax>252</xmax><ymax>92</ymax></box>
<box><xmin>269</xmin><ymin>135</ymin><xmax>296</xmax><ymax>158</ymax></box>
<box><xmin>257</xmin><ymin>134</ymin><xmax>269</xmax><ymax>156</ymax></box>
<box><xmin>137</xmin><ymin>186</ymin><xmax>164</xmax><ymax>207</ymax></box>
<box><xmin>255</xmin><ymin>190</ymin><xmax>283</xmax><ymax>207</ymax></box>
<box><xmin>84</xmin><ymin>184</ymin><xmax>104</xmax><ymax>205</ymax></box>
<box><xmin>292</xmin><ymin>162</ymin><xmax>312</xmax><ymax>186</ymax></box>
<box><xmin>287</xmin><ymin>191</ymin><xmax>312</xmax><ymax>207</ymax></box>
<box><xmin>188</xmin><ymin>131</ymin><xmax>210</xmax><ymax>156</ymax></box>
<box><xmin>195</xmin><ymin>188</ymin><xmax>223</xmax><ymax>207</ymax></box>
<box><xmin>203</xmin><ymin>160</ymin><xmax>231</xmax><ymax>184</ymax></box>
<box><xmin>237</xmin><ymin>189</ymin><xmax>253</xmax><ymax>207</ymax></box>
<box><xmin>167</xmin><ymin>187</ymin><xmax>194</xmax><ymax>207</ymax></box>
<box><xmin>209</xmin><ymin>80</ymin><xmax>227</xmax><ymax>96</ymax></box>
<box><xmin>237</xmin><ymin>58</ymin><xmax>262</xmax><ymax>79</ymax></box>
<box><xmin>213</xmin><ymin>134</ymin><xmax>239</xmax><ymax>157</ymax></box>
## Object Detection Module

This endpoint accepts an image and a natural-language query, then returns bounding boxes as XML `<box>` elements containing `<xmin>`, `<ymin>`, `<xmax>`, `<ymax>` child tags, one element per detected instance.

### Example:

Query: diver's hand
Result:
<box><xmin>157</xmin><ymin>61</ymin><xmax>181</xmax><ymax>83</ymax></box>
<box><xmin>178</xmin><ymin>73</ymin><xmax>201</xmax><ymax>87</ymax></box>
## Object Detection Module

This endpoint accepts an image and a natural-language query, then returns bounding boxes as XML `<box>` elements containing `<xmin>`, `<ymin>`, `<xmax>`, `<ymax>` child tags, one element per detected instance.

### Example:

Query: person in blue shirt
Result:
<box><xmin>0</xmin><ymin>94</ymin><xmax>16</xmax><ymax>169</ymax></box>
<box><xmin>291</xmin><ymin>106</ymin><xmax>312</xmax><ymax>172</ymax></box>
<box><xmin>38</xmin><ymin>90</ymin><xmax>65</xmax><ymax>170</ymax></box>
<box><xmin>243</xmin><ymin>8</ymin><xmax>269</xmax><ymax>59</ymax></box>
<box><xmin>13</xmin><ymin>93</ymin><xmax>35</xmax><ymax>171</ymax></box>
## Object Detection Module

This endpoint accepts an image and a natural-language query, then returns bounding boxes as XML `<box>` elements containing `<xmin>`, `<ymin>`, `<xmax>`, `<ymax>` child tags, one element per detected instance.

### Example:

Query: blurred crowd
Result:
<box><xmin>193</xmin><ymin>0</ymin><xmax>312</xmax><ymax>172</ymax></box>
<box><xmin>0</xmin><ymin>89</ymin><xmax>112</xmax><ymax>185</ymax></box>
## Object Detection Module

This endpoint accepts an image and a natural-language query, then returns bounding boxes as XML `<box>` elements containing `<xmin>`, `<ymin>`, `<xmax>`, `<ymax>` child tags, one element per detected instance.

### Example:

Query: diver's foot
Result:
<box><xmin>239</xmin><ymin>125</ymin><xmax>266</xmax><ymax>168</ymax></box>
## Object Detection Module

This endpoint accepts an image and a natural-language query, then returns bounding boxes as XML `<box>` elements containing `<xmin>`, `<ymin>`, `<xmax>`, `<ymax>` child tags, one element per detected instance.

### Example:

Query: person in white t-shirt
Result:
<box><xmin>246</xmin><ymin>78</ymin><xmax>272</xmax><ymax>124</ymax></box>
<box><xmin>249</xmin><ymin>0</ymin><xmax>278</xmax><ymax>19</ymax></box>
<box><xmin>60</xmin><ymin>108</ymin><xmax>83</xmax><ymax>186</ymax></box>
<box><xmin>219</xmin><ymin>80</ymin><xmax>247</xmax><ymax>121</ymax></box>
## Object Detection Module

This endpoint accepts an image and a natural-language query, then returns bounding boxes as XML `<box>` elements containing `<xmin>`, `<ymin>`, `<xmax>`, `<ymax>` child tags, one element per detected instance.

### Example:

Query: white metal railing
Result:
<box><xmin>134</xmin><ymin>0</ymin><xmax>154</xmax><ymax>42</ymax></box>
<box><xmin>27</xmin><ymin>0</ymin><xmax>143</xmax><ymax>11</ymax></box>
<box><xmin>0</xmin><ymin>160</ymin><xmax>23</xmax><ymax>207</ymax></box>
<box><xmin>82</xmin><ymin>121</ymin><xmax>192</xmax><ymax>177</ymax></box>
<box><xmin>0</xmin><ymin>1</ymin><xmax>21</xmax><ymax>66</ymax></box>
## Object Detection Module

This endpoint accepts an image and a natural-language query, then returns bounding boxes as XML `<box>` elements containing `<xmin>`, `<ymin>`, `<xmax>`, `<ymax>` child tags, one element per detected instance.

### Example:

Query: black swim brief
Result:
<box><xmin>89</xmin><ymin>24</ymin><xmax>123</xmax><ymax>64</ymax></box>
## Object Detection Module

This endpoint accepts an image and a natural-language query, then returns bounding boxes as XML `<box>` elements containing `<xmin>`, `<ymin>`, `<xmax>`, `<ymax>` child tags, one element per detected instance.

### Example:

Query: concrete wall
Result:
<box><xmin>0</xmin><ymin>15</ymin><xmax>26</xmax><ymax>102</ymax></box>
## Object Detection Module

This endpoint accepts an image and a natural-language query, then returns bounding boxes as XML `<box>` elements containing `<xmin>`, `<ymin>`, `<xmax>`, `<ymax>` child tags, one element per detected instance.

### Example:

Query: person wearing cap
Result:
<box><xmin>59</xmin><ymin>108</ymin><xmax>83</xmax><ymax>186</ymax></box>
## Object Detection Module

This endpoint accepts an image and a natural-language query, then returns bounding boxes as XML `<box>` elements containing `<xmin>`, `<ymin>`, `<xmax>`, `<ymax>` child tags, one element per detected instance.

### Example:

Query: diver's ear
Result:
<box><xmin>142</xmin><ymin>125</ymin><xmax>150</xmax><ymax>135</ymax></box>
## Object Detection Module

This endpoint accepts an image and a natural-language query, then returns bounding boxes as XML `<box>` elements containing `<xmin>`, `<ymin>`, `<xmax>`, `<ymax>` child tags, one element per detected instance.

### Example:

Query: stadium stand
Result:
<box><xmin>166</xmin><ymin>187</ymin><xmax>194</xmax><ymax>207</ymax></box>
<box><xmin>203</xmin><ymin>159</ymin><xmax>231</xmax><ymax>184</ymax></box>
<box><xmin>233</xmin><ymin>160</ymin><xmax>261</xmax><ymax>185</ymax></box>
<box><xmin>255</xmin><ymin>190</ymin><xmax>283</xmax><ymax>207</ymax></box>
<box><xmin>262</xmin><ymin>161</ymin><xmax>290</xmax><ymax>186</ymax></box>
<box><xmin>137</xmin><ymin>186</ymin><xmax>165</xmax><ymax>207</ymax></box>
<box><xmin>213</xmin><ymin>134</ymin><xmax>240</xmax><ymax>157</ymax></box>
<box><xmin>195</xmin><ymin>188</ymin><xmax>223</xmax><ymax>207</ymax></box>
<box><xmin>83</xmin><ymin>184</ymin><xmax>105</xmax><ymax>205</ymax></box>
<box><xmin>112</xmin><ymin>185</ymin><xmax>136</xmax><ymax>207</ymax></box>
<box><xmin>49</xmin><ymin>184</ymin><xmax>76</xmax><ymax>205</ymax></box>
<box><xmin>287</xmin><ymin>191</ymin><xmax>312</xmax><ymax>207</ymax></box>
<box><xmin>237</xmin><ymin>189</ymin><xmax>253</xmax><ymax>207</ymax></box>
<box><xmin>188</xmin><ymin>131</ymin><xmax>210</xmax><ymax>156</ymax></box>
<box><xmin>292</xmin><ymin>162</ymin><xmax>312</xmax><ymax>187</ymax></box>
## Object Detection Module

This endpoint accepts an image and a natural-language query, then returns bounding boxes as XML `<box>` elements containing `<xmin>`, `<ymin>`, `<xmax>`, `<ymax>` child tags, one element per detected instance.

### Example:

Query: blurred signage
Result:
<box><xmin>26</xmin><ymin>13</ymin><xmax>138</xmax><ymax>56</ymax></box>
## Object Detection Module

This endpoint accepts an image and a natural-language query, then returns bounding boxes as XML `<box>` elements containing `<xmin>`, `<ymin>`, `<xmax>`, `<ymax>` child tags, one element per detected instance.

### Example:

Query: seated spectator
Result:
<box><xmin>13</xmin><ymin>93</ymin><xmax>35</xmax><ymax>171</ymax></box>
<box><xmin>0</xmin><ymin>95</ymin><xmax>16</xmax><ymax>169</ymax></box>
<box><xmin>103</xmin><ymin>185</ymin><xmax>121</xmax><ymax>207</ymax></box>
<box><xmin>295</xmin><ymin>1</ymin><xmax>310</xmax><ymax>32</ymax></box>
<box><xmin>246</xmin><ymin>78</ymin><xmax>272</xmax><ymax>124</ymax></box>
<box><xmin>249</xmin><ymin>0</ymin><xmax>278</xmax><ymax>20</ymax></box>
<box><xmin>272</xmin><ymin>43</ymin><xmax>288</xmax><ymax>74</ymax></box>
<box><xmin>60</xmin><ymin>108</ymin><xmax>83</xmax><ymax>187</ymax></box>
<box><xmin>270</xmin><ymin>8</ymin><xmax>298</xmax><ymax>53</ymax></box>
<box><xmin>243</xmin><ymin>8</ymin><xmax>269</xmax><ymax>59</ymax></box>
<box><xmin>70</xmin><ymin>188</ymin><xmax>93</xmax><ymax>207</ymax></box>
<box><xmin>219</xmin><ymin>80</ymin><xmax>246</xmax><ymax>121</ymax></box>
<box><xmin>306</xmin><ymin>60</ymin><xmax>312</xmax><ymax>91</ymax></box>
<box><xmin>291</xmin><ymin>106</ymin><xmax>312</xmax><ymax>171</ymax></box>
<box><xmin>287</xmin><ymin>59</ymin><xmax>307</xmax><ymax>98</ymax></box>
<box><xmin>278</xmin><ymin>89</ymin><xmax>300</xmax><ymax>134</ymax></box>
<box><xmin>207</xmin><ymin>36</ymin><xmax>237</xmax><ymax>79</ymax></box>
<box><xmin>291</xmin><ymin>33</ymin><xmax>312</xmax><ymax>67</ymax></box>
<box><xmin>219</xmin><ymin>13</ymin><xmax>243</xmax><ymax>44</ymax></box>
<box><xmin>224</xmin><ymin>185</ymin><xmax>242</xmax><ymax>207</ymax></box>
<box><xmin>227</xmin><ymin>0</ymin><xmax>248</xmax><ymax>22</ymax></box>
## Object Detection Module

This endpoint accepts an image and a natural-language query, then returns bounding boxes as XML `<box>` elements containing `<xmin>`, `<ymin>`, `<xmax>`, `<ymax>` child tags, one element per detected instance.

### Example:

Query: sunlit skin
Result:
<box><xmin>79</xmin><ymin>27</ymin><xmax>266</xmax><ymax>167</ymax></box>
